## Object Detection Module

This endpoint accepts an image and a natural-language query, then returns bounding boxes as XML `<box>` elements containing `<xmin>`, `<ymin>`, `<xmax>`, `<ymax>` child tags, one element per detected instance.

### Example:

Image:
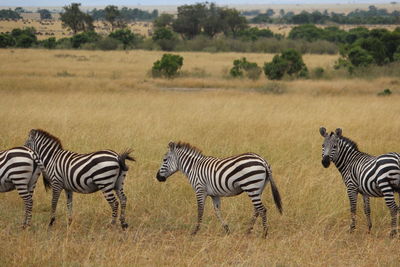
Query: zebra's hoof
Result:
<box><xmin>223</xmin><ymin>225</ymin><xmax>230</xmax><ymax>234</ymax></box>
<box><xmin>389</xmin><ymin>230</ymin><xmax>397</xmax><ymax>238</ymax></box>
<box><xmin>49</xmin><ymin>218</ymin><xmax>55</xmax><ymax>227</ymax></box>
<box><xmin>121</xmin><ymin>222</ymin><xmax>128</xmax><ymax>230</ymax></box>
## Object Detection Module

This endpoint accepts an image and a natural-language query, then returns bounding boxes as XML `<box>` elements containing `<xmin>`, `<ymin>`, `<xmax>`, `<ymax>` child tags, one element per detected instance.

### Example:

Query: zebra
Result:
<box><xmin>320</xmin><ymin>127</ymin><xmax>400</xmax><ymax>237</ymax></box>
<box><xmin>24</xmin><ymin>129</ymin><xmax>135</xmax><ymax>229</ymax></box>
<box><xmin>156</xmin><ymin>142</ymin><xmax>283</xmax><ymax>238</ymax></box>
<box><xmin>0</xmin><ymin>146</ymin><xmax>46</xmax><ymax>228</ymax></box>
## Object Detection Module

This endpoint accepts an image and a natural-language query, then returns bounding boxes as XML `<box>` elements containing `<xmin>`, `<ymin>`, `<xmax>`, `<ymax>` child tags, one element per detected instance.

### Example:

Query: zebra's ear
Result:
<box><xmin>168</xmin><ymin>142</ymin><xmax>175</xmax><ymax>149</ymax></box>
<box><xmin>335</xmin><ymin>128</ymin><xmax>342</xmax><ymax>136</ymax></box>
<box><xmin>319</xmin><ymin>127</ymin><xmax>327</xmax><ymax>137</ymax></box>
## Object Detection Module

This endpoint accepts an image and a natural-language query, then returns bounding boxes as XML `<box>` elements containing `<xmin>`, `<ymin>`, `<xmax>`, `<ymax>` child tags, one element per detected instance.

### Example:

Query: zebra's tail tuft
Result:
<box><xmin>119</xmin><ymin>149</ymin><xmax>135</xmax><ymax>171</ymax></box>
<box><xmin>268</xmin><ymin>169</ymin><xmax>283</xmax><ymax>214</ymax></box>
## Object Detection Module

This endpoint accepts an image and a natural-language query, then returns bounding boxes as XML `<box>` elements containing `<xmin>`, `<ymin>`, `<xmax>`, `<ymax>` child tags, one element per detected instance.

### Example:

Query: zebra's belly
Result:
<box><xmin>64</xmin><ymin>178</ymin><xmax>99</xmax><ymax>193</ymax></box>
<box><xmin>207</xmin><ymin>186</ymin><xmax>243</xmax><ymax>197</ymax></box>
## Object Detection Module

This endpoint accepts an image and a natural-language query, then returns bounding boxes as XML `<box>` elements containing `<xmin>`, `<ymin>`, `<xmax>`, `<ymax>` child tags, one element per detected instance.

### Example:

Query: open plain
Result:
<box><xmin>0</xmin><ymin>49</ymin><xmax>400</xmax><ymax>265</ymax></box>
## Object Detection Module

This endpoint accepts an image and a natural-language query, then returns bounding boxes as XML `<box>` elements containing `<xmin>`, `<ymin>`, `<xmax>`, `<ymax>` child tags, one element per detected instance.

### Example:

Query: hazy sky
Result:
<box><xmin>0</xmin><ymin>0</ymin><xmax>391</xmax><ymax>7</ymax></box>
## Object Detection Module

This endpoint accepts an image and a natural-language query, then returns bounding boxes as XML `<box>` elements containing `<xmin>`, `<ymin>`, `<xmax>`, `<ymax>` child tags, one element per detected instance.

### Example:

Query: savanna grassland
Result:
<box><xmin>0</xmin><ymin>49</ymin><xmax>400</xmax><ymax>266</ymax></box>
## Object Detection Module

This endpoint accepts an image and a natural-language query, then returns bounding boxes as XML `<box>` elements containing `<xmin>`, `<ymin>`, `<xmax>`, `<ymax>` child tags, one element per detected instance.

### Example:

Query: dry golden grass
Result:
<box><xmin>0</xmin><ymin>49</ymin><xmax>400</xmax><ymax>266</ymax></box>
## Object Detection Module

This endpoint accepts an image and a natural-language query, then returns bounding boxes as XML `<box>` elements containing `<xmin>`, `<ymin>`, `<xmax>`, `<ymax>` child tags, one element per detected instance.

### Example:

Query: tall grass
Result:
<box><xmin>0</xmin><ymin>49</ymin><xmax>400</xmax><ymax>265</ymax></box>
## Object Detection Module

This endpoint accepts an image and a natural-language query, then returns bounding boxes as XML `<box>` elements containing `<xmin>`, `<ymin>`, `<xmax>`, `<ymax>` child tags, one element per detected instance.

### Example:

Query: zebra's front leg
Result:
<box><xmin>347</xmin><ymin>189</ymin><xmax>358</xmax><ymax>233</ymax></box>
<box><xmin>191</xmin><ymin>189</ymin><xmax>206</xmax><ymax>236</ymax></box>
<box><xmin>49</xmin><ymin>186</ymin><xmax>62</xmax><ymax>227</ymax></box>
<box><xmin>116</xmin><ymin>188</ymin><xmax>128</xmax><ymax>229</ymax></box>
<box><xmin>211</xmin><ymin>196</ymin><xmax>230</xmax><ymax>234</ymax></box>
<box><xmin>65</xmin><ymin>190</ymin><xmax>73</xmax><ymax>225</ymax></box>
<box><xmin>362</xmin><ymin>195</ymin><xmax>372</xmax><ymax>233</ymax></box>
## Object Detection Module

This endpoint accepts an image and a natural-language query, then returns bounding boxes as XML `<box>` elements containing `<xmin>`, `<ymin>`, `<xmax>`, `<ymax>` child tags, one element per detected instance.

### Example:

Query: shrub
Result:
<box><xmin>264</xmin><ymin>49</ymin><xmax>308</xmax><ymax>80</ymax></box>
<box><xmin>313</xmin><ymin>67</ymin><xmax>325</xmax><ymax>78</ymax></box>
<box><xmin>71</xmin><ymin>31</ymin><xmax>100</xmax><ymax>48</ymax></box>
<box><xmin>152</xmin><ymin>27</ymin><xmax>178</xmax><ymax>51</ymax></box>
<box><xmin>96</xmin><ymin>37</ymin><xmax>121</xmax><ymax>50</ymax></box>
<box><xmin>0</xmin><ymin>33</ymin><xmax>15</xmax><ymax>47</ymax></box>
<box><xmin>230</xmin><ymin>57</ymin><xmax>262</xmax><ymax>80</ymax></box>
<box><xmin>151</xmin><ymin>53</ymin><xmax>184</xmax><ymax>78</ymax></box>
<box><xmin>377</xmin><ymin>88</ymin><xmax>392</xmax><ymax>96</ymax></box>
<box><xmin>11</xmin><ymin>27</ymin><xmax>37</xmax><ymax>48</ymax></box>
<box><xmin>40</xmin><ymin>37</ymin><xmax>56</xmax><ymax>49</ymax></box>
<box><xmin>348</xmin><ymin>46</ymin><xmax>374</xmax><ymax>67</ymax></box>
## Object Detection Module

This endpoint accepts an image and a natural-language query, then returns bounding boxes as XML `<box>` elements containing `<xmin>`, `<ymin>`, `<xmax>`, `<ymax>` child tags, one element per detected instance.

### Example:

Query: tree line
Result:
<box><xmin>251</xmin><ymin>5</ymin><xmax>400</xmax><ymax>25</ymax></box>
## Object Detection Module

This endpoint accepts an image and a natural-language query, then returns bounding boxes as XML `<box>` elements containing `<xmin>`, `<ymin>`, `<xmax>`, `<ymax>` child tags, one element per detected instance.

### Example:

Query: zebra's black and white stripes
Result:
<box><xmin>156</xmin><ymin>142</ymin><xmax>282</xmax><ymax>237</ymax></box>
<box><xmin>320</xmin><ymin>127</ymin><xmax>400</xmax><ymax>237</ymax></box>
<box><xmin>0</xmin><ymin>146</ymin><xmax>44</xmax><ymax>227</ymax></box>
<box><xmin>24</xmin><ymin>129</ymin><xmax>134</xmax><ymax>229</ymax></box>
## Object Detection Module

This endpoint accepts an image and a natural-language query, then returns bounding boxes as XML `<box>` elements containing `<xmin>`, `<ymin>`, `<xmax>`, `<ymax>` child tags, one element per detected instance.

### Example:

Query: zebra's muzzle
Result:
<box><xmin>156</xmin><ymin>171</ymin><xmax>167</xmax><ymax>182</ymax></box>
<box><xmin>322</xmin><ymin>156</ymin><xmax>330</xmax><ymax>168</ymax></box>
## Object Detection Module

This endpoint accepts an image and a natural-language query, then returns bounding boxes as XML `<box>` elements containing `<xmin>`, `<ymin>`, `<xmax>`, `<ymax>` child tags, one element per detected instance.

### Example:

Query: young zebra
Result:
<box><xmin>0</xmin><ymin>146</ymin><xmax>45</xmax><ymax>228</ymax></box>
<box><xmin>320</xmin><ymin>127</ymin><xmax>400</xmax><ymax>237</ymax></box>
<box><xmin>156</xmin><ymin>142</ymin><xmax>283</xmax><ymax>237</ymax></box>
<box><xmin>24</xmin><ymin>129</ymin><xmax>135</xmax><ymax>229</ymax></box>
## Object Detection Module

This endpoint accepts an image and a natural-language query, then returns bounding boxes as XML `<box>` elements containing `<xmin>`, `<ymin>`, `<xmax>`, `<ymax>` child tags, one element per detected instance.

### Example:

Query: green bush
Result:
<box><xmin>152</xmin><ymin>27</ymin><xmax>178</xmax><ymax>51</ymax></box>
<box><xmin>40</xmin><ymin>37</ymin><xmax>56</xmax><ymax>49</ymax></box>
<box><xmin>96</xmin><ymin>37</ymin><xmax>121</xmax><ymax>50</ymax></box>
<box><xmin>264</xmin><ymin>49</ymin><xmax>308</xmax><ymax>80</ymax></box>
<box><xmin>151</xmin><ymin>53</ymin><xmax>184</xmax><ymax>78</ymax></box>
<box><xmin>71</xmin><ymin>31</ymin><xmax>100</xmax><ymax>48</ymax></box>
<box><xmin>11</xmin><ymin>27</ymin><xmax>37</xmax><ymax>48</ymax></box>
<box><xmin>313</xmin><ymin>67</ymin><xmax>325</xmax><ymax>78</ymax></box>
<box><xmin>348</xmin><ymin>46</ymin><xmax>374</xmax><ymax>67</ymax></box>
<box><xmin>230</xmin><ymin>57</ymin><xmax>262</xmax><ymax>80</ymax></box>
<box><xmin>0</xmin><ymin>33</ymin><xmax>15</xmax><ymax>48</ymax></box>
<box><xmin>377</xmin><ymin>88</ymin><xmax>392</xmax><ymax>96</ymax></box>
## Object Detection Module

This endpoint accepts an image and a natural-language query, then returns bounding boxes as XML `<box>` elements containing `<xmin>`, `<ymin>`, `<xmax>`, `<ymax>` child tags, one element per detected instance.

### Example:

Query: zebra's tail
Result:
<box><xmin>119</xmin><ymin>149</ymin><xmax>135</xmax><ymax>171</ymax></box>
<box><xmin>30</xmin><ymin>150</ymin><xmax>51</xmax><ymax>191</ymax></box>
<box><xmin>267</xmin><ymin>168</ymin><xmax>283</xmax><ymax>214</ymax></box>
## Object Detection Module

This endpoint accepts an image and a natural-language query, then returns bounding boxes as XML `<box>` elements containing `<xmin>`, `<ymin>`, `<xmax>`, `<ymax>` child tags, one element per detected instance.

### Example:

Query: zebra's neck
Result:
<box><xmin>35</xmin><ymin>139</ymin><xmax>63</xmax><ymax>169</ymax></box>
<box><xmin>175</xmin><ymin>148</ymin><xmax>205</xmax><ymax>177</ymax></box>
<box><xmin>333</xmin><ymin>138</ymin><xmax>366</xmax><ymax>173</ymax></box>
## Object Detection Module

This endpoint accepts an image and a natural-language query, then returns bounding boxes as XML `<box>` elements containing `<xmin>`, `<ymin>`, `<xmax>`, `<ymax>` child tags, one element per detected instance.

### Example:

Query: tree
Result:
<box><xmin>153</xmin><ymin>13</ymin><xmax>174</xmax><ymax>28</ymax></box>
<box><xmin>172</xmin><ymin>3</ymin><xmax>206</xmax><ymax>39</ymax></box>
<box><xmin>152</xmin><ymin>27</ymin><xmax>178</xmax><ymax>51</ymax></box>
<box><xmin>0</xmin><ymin>33</ymin><xmax>15</xmax><ymax>48</ymax></box>
<box><xmin>0</xmin><ymin>9</ymin><xmax>21</xmax><ymax>19</ymax></box>
<box><xmin>11</xmin><ymin>27</ymin><xmax>37</xmax><ymax>48</ymax></box>
<box><xmin>109</xmin><ymin>28</ymin><xmax>137</xmax><ymax>49</ymax></box>
<box><xmin>104</xmin><ymin>5</ymin><xmax>125</xmax><ymax>31</ymax></box>
<box><xmin>60</xmin><ymin>3</ymin><xmax>94</xmax><ymax>35</ymax></box>
<box><xmin>220</xmin><ymin>8</ymin><xmax>248</xmax><ymax>37</ymax></box>
<box><xmin>38</xmin><ymin>9</ymin><xmax>52</xmax><ymax>20</ymax></box>
<box><xmin>264</xmin><ymin>49</ymin><xmax>308</xmax><ymax>80</ymax></box>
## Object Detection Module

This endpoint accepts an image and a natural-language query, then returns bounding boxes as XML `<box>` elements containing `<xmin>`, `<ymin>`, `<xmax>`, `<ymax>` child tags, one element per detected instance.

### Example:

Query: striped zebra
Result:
<box><xmin>320</xmin><ymin>127</ymin><xmax>400</xmax><ymax>237</ymax></box>
<box><xmin>0</xmin><ymin>146</ymin><xmax>46</xmax><ymax>228</ymax></box>
<box><xmin>156</xmin><ymin>142</ymin><xmax>283</xmax><ymax>237</ymax></box>
<box><xmin>24</xmin><ymin>129</ymin><xmax>135</xmax><ymax>229</ymax></box>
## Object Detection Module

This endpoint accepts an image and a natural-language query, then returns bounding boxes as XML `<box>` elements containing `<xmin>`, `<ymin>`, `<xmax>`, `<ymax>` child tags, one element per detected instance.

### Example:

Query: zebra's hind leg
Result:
<box><xmin>49</xmin><ymin>186</ymin><xmax>62</xmax><ymax>227</ymax></box>
<box><xmin>383</xmin><ymin>193</ymin><xmax>398</xmax><ymax>238</ymax></box>
<box><xmin>191</xmin><ymin>189</ymin><xmax>206</xmax><ymax>236</ymax></box>
<box><xmin>101</xmin><ymin>187</ymin><xmax>119</xmax><ymax>226</ymax></box>
<box><xmin>362</xmin><ymin>195</ymin><xmax>372</xmax><ymax>233</ymax></box>
<box><xmin>16</xmin><ymin>186</ymin><xmax>33</xmax><ymax>228</ymax></box>
<box><xmin>211</xmin><ymin>196</ymin><xmax>230</xmax><ymax>234</ymax></box>
<box><xmin>247</xmin><ymin>193</ymin><xmax>268</xmax><ymax>238</ymax></box>
<box><xmin>116</xmin><ymin>188</ymin><xmax>128</xmax><ymax>229</ymax></box>
<box><xmin>246</xmin><ymin>208</ymin><xmax>259</xmax><ymax>235</ymax></box>
<box><xmin>65</xmin><ymin>190</ymin><xmax>73</xmax><ymax>225</ymax></box>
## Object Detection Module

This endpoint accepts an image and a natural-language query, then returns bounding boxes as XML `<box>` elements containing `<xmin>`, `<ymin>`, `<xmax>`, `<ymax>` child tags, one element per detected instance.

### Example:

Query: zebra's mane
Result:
<box><xmin>34</xmin><ymin>129</ymin><xmax>63</xmax><ymax>149</ymax></box>
<box><xmin>174</xmin><ymin>142</ymin><xmax>203</xmax><ymax>155</ymax></box>
<box><xmin>338</xmin><ymin>135</ymin><xmax>359</xmax><ymax>151</ymax></box>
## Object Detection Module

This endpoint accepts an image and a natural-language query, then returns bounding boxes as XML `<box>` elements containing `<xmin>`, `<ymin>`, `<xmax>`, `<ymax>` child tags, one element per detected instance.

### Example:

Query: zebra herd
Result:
<box><xmin>1</xmin><ymin>128</ymin><xmax>400</xmax><ymax>237</ymax></box>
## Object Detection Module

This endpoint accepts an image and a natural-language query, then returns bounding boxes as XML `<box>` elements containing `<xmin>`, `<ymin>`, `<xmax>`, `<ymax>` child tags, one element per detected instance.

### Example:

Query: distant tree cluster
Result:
<box><xmin>251</xmin><ymin>5</ymin><xmax>400</xmax><ymax>25</ymax></box>
<box><xmin>89</xmin><ymin>6</ymin><xmax>158</xmax><ymax>22</ymax></box>
<box><xmin>0</xmin><ymin>9</ymin><xmax>22</xmax><ymax>19</ymax></box>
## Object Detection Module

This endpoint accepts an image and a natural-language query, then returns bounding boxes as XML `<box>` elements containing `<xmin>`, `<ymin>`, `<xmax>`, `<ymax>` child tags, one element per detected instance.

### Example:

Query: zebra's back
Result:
<box><xmin>0</xmin><ymin>146</ymin><xmax>37</xmax><ymax>192</ymax></box>
<box><xmin>355</xmin><ymin>152</ymin><xmax>400</xmax><ymax>197</ymax></box>
<box><xmin>52</xmin><ymin>149</ymin><xmax>123</xmax><ymax>193</ymax></box>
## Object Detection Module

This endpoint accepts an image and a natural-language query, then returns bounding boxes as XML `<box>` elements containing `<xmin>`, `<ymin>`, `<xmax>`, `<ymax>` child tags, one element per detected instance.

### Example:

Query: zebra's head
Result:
<box><xmin>24</xmin><ymin>129</ymin><xmax>38</xmax><ymax>151</ymax></box>
<box><xmin>156</xmin><ymin>142</ymin><xmax>179</xmax><ymax>182</ymax></box>
<box><xmin>319</xmin><ymin>127</ymin><xmax>342</xmax><ymax>168</ymax></box>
